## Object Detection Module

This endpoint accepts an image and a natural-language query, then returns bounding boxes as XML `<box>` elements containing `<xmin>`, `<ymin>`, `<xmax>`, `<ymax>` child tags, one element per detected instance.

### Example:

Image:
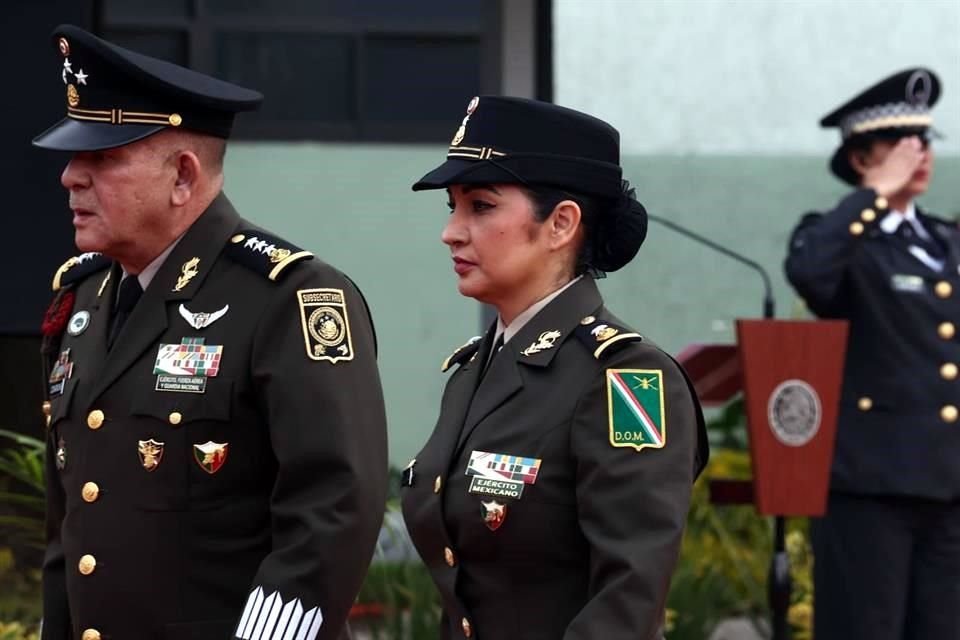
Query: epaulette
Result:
<box><xmin>225</xmin><ymin>230</ymin><xmax>314</xmax><ymax>282</ymax></box>
<box><xmin>52</xmin><ymin>252</ymin><xmax>110</xmax><ymax>291</ymax></box>
<box><xmin>441</xmin><ymin>336</ymin><xmax>482</xmax><ymax>372</ymax></box>
<box><xmin>574</xmin><ymin>315</ymin><xmax>643</xmax><ymax>359</ymax></box>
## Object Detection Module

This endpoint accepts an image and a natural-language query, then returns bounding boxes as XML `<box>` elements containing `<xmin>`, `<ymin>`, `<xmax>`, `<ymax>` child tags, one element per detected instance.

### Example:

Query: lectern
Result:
<box><xmin>678</xmin><ymin>319</ymin><xmax>849</xmax><ymax>639</ymax></box>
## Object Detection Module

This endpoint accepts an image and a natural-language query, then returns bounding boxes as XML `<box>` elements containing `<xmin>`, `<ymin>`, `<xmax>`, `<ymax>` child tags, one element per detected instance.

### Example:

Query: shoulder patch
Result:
<box><xmin>226</xmin><ymin>230</ymin><xmax>314</xmax><ymax>282</ymax></box>
<box><xmin>606</xmin><ymin>368</ymin><xmax>666</xmax><ymax>451</ymax></box>
<box><xmin>52</xmin><ymin>252</ymin><xmax>110</xmax><ymax>291</ymax></box>
<box><xmin>442</xmin><ymin>336</ymin><xmax>482</xmax><ymax>372</ymax></box>
<box><xmin>297</xmin><ymin>288</ymin><xmax>354</xmax><ymax>364</ymax></box>
<box><xmin>574</xmin><ymin>316</ymin><xmax>643</xmax><ymax>359</ymax></box>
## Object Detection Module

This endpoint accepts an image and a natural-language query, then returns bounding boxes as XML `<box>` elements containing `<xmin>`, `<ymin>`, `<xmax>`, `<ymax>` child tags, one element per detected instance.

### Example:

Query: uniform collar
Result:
<box><xmin>121</xmin><ymin>234</ymin><xmax>184</xmax><ymax>293</ymax></box>
<box><xmin>879</xmin><ymin>201</ymin><xmax>921</xmax><ymax>235</ymax></box>
<box><xmin>495</xmin><ymin>276</ymin><xmax>583</xmax><ymax>345</ymax></box>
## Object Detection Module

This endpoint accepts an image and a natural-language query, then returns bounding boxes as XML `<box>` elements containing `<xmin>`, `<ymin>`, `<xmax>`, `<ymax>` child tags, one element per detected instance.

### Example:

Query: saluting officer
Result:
<box><xmin>400</xmin><ymin>96</ymin><xmax>709</xmax><ymax>639</ymax></box>
<box><xmin>34</xmin><ymin>25</ymin><xmax>388</xmax><ymax>640</ymax></box>
<box><xmin>785</xmin><ymin>68</ymin><xmax>960</xmax><ymax>639</ymax></box>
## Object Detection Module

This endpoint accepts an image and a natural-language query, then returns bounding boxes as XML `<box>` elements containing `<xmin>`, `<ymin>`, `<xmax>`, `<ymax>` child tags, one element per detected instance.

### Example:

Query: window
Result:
<box><xmin>96</xmin><ymin>0</ymin><xmax>501</xmax><ymax>141</ymax></box>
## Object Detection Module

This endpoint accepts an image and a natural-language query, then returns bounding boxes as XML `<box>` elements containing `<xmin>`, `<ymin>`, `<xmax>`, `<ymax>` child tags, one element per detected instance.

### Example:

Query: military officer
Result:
<box><xmin>400</xmin><ymin>96</ymin><xmax>709</xmax><ymax>639</ymax></box>
<box><xmin>34</xmin><ymin>25</ymin><xmax>388</xmax><ymax>640</ymax></box>
<box><xmin>785</xmin><ymin>68</ymin><xmax>960</xmax><ymax>639</ymax></box>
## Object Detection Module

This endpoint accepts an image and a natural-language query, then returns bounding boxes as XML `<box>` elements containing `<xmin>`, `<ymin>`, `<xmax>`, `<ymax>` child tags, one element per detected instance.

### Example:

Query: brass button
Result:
<box><xmin>82</xmin><ymin>629</ymin><xmax>101</xmax><ymax>640</ymax></box>
<box><xmin>231</xmin><ymin>234</ymin><xmax>245</xmax><ymax>244</ymax></box>
<box><xmin>86</xmin><ymin>410</ymin><xmax>104</xmax><ymax>430</ymax></box>
<box><xmin>580</xmin><ymin>315</ymin><xmax>596</xmax><ymax>325</ymax></box>
<box><xmin>942</xmin><ymin>363</ymin><xmax>958</xmax><ymax>380</ymax></box>
<box><xmin>78</xmin><ymin>554</ymin><xmax>96</xmax><ymax>575</ymax></box>
<box><xmin>81</xmin><ymin>482</ymin><xmax>100</xmax><ymax>503</ymax></box>
<box><xmin>168</xmin><ymin>411</ymin><xmax>182</xmax><ymax>426</ymax></box>
<box><xmin>860</xmin><ymin>208</ymin><xmax>876</xmax><ymax>222</ymax></box>
<box><xmin>849</xmin><ymin>221</ymin><xmax>864</xmax><ymax>236</ymax></box>
<box><xmin>942</xmin><ymin>405</ymin><xmax>959</xmax><ymax>423</ymax></box>
<box><xmin>42</xmin><ymin>400</ymin><xmax>52</xmax><ymax>417</ymax></box>
<box><xmin>434</xmin><ymin>475</ymin><xmax>442</xmax><ymax>494</ymax></box>
<box><xmin>857</xmin><ymin>397</ymin><xmax>873</xmax><ymax>411</ymax></box>
<box><xmin>444</xmin><ymin>547</ymin><xmax>456</xmax><ymax>567</ymax></box>
<box><xmin>875</xmin><ymin>195</ymin><xmax>888</xmax><ymax>210</ymax></box>
<box><xmin>939</xmin><ymin>322</ymin><xmax>956</xmax><ymax>340</ymax></box>
<box><xmin>935</xmin><ymin>281</ymin><xmax>953</xmax><ymax>299</ymax></box>
<box><xmin>461</xmin><ymin>617</ymin><xmax>472</xmax><ymax>637</ymax></box>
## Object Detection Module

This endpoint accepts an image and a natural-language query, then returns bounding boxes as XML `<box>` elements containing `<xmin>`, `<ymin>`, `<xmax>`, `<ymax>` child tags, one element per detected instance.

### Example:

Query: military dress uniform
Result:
<box><xmin>34</xmin><ymin>26</ymin><xmax>388</xmax><ymax>640</ymax></box>
<box><xmin>400</xmin><ymin>277</ymin><xmax>706</xmax><ymax>640</ymax></box>
<box><xmin>785</xmin><ymin>68</ymin><xmax>960</xmax><ymax>639</ymax></box>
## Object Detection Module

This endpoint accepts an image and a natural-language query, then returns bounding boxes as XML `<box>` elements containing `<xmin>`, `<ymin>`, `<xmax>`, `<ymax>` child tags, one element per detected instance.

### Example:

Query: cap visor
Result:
<box><xmin>32</xmin><ymin>117</ymin><xmax>165</xmax><ymax>151</ymax></box>
<box><xmin>412</xmin><ymin>159</ymin><xmax>521</xmax><ymax>191</ymax></box>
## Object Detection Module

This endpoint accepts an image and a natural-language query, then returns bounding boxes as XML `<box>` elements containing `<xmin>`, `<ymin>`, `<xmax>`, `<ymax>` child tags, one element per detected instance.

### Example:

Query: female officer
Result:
<box><xmin>400</xmin><ymin>96</ymin><xmax>708</xmax><ymax>640</ymax></box>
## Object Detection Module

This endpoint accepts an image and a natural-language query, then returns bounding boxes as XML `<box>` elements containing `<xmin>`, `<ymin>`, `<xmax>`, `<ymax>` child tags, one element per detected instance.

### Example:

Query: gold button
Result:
<box><xmin>875</xmin><ymin>196</ymin><xmax>888</xmax><ymax>210</ymax></box>
<box><xmin>82</xmin><ymin>629</ymin><xmax>101</xmax><ymax>640</ymax></box>
<box><xmin>42</xmin><ymin>400</ymin><xmax>52</xmax><ymax>417</ymax></box>
<box><xmin>78</xmin><ymin>554</ymin><xmax>96</xmax><ymax>575</ymax></box>
<box><xmin>168</xmin><ymin>411</ymin><xmax>182</xmax><ymax>426</ymax></box>
<box><xmin>231</xmin><ymin>234</ymin><xmax>245</xmax><ymax>244</ymax></box>
<box><xmin>857</xmin><ymin>397</ymin><xmax>873</xmax><ymax>411</ymax></box>
<box><xmin>86</xmin><ymin>410</ymin><xmax>104</xmax><ymax>430</ymax></box>
<box><xmin>168</xmin><ymin>113</ymin><xmax>182</xmax><ymax>126</ymax></box>
<box><xmin>461</xmin><ymin>617</ymin><xmax>472</xmax><ymax>637</ymax></box>
<box><xmin>939</xmin><ymin>322</ymin><xmax>956</xmax><ymax>340</ymax></box>
<box><xmin>942</xmin><ymin>405</ymin><xmax>959</xmax><ymax>423</ymax></box>
<box><xmin>860</xmin><ymin>208</ymin><xmax>876</xmax><ymax>222</ymax></box>
<box><xmin>580</xmin><ymin>315</ymin><xmax>596</xmax><ymax>325</ymax></box>
<box><xmin>936</xmin><ymin>281</ymin><xmax>953</xmax><ymax>299</ymax></box>
<box><xmin>942</xmin><ymin>363</ymin><xmax>958</xmax><ymax>380</ymax></box>
<box><xmin>434</xmin><ymin>475</ymin><xmax>442</xmax><ymax>494</ymax></box>
<box><xmin>81</xmin><ymin>482</ymin><xmax>100</xmax><ymax>503</ymax></box>
<box><xmin>849</xmin><ymin>221</ymin><xmax>864</xmax><ymax>236</ymax></box>
<box><xmin>444</xmin><ymin>547</ymin><xmax>455</xmax><ymax>567</ymax></box>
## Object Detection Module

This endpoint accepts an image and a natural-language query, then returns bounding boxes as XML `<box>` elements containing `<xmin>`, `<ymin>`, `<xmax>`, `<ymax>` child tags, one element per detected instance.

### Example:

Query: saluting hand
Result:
<box><xmin>861</xmin><ymin>136</ymin><xmax>926</xmax><ymax>197</ymax></box>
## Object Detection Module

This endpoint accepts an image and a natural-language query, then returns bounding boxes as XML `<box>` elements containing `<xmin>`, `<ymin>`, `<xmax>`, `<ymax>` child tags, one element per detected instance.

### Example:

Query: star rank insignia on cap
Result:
<box><xmin>226</xmin><ymin>230</ymin><xmax>314</xmax><ymax>282</ymax></box>
<box><xmin>297</xmin><ymin>288</ymin><xmax>354</xmax><ymax>363</ymax></box>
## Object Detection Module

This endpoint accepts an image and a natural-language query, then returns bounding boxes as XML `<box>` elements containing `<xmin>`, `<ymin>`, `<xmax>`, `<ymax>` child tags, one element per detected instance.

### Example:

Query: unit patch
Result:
<box><xmin>297</xmin><ymin>288</ymin><xmax>354</xmax><ymax>363</ymax></box>
<box><xmin>466</xmin><ymin>450</ymin><xmax>541</xmax><ymax>499</ymax></box>
<box><xmin>606</xmin><ymin>369</ymin><xmax>666</xmax><ymax>451</ymax></box>
<box><xmin>154</xmin><ymin>337</ymin><xmax>223</xmax><ymax>393</ymax></box>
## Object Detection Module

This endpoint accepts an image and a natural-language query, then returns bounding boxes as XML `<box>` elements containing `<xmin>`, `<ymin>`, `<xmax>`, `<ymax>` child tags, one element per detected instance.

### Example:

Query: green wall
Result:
<box><xmin>224</xmin><ymin>143</ymin><xmax>960</xmax><ymax>465</ymax></box>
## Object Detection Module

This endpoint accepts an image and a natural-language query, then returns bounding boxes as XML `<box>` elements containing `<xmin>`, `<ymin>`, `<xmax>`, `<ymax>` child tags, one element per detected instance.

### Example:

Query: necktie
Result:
<box><xmin>899</xmin><ymin>220</ymin><xmax>946</xmax><ymax>261</ymax></box>
<box><xmin>108</xmin><ymin>276</ymin><xmax>143</xmax><ymax>349</ymax></box>
<box><xmin>481</xmin><ymin>333</ymin><xmax>505</xmax><ymax>378</ymax></box>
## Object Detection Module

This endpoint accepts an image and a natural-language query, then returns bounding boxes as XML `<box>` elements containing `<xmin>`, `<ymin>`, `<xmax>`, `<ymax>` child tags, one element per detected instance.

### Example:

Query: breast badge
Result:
<box><xmin>138</xmin><ymin>439</ymin><xmax>165</xmax><ymax>471</ymax></box>
<box><xmin>480</xmin><ymin>500</ymin><xmax>507</xmax><ymax>531</ymax></box>
<box><xmin>153</xmin><ymin>337</ymin><xmax>223</xmax><ymax>393</ymax></box>
<box><xmin>48</xmin><ymin>348</ymin><xmax>75</xmax><ymax>397</ymax></box>
<box><xmin>606</xmin><ymin>369</ymin><xmax>666</xmax><ymax>452</ymax></box>
<box><xmin>67</xmin><ymin>310</ymin><xmax>90</xmax><ymax>336</ymax></box>
<box><xmin>466</xmin><ymin>450</ymin><xmax>542</xmax><ymax>499</ymax></box>
<box><xmin>297</xmin><ymin>288</ymin><xmax>354</xmax><ymax>363</ymax></box>
<box><xmin>178</xmin><ymin>303</ymin><xmax>229</xmax><ymax>329</ymax></box>
<box><xmin>193</xmin><ymin>441</ymin><xmax>228</xmax><ymax>474</ymax></box>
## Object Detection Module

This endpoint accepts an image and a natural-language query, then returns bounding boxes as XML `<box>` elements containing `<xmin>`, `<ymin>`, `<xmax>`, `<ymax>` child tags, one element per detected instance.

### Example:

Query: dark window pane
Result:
<box><xmin>216</xmin><ymin>33</ymin><xmax>355</xmax><ymax>122</ymax></box>
<box><xmin>102</xmin><ymin>0</ymin><xmax>190</xmax><ymax>21</ymax></box>
<box><xmin>363</xmin><ymin>37</ymin><xmax>481</xmax><ymax>123</ymax></box>
<box><xmin>102</xmin><ymin>31</ymin><xmax>188</xmax><ymax>66</ymax></box>
<box><xmin>206</xmin><ymin>0</ymin><xmax>482</xmax><ymax>21</ymax></box>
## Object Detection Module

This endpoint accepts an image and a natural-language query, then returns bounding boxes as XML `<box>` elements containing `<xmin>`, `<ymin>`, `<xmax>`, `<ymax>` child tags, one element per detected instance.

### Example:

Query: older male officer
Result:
<box><xmin>34</xmin><ymin>24</ymin><xmax>388</xmax><ymax>640</ymax></box>
<box><xmin>785</xmin><ymin>68</ymin><xmax>959</xmax><ymax>640</ymax></box>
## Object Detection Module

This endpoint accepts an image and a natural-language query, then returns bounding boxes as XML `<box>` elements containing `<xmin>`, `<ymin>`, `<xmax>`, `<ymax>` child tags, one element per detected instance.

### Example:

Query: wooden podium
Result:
<box><xmin>678</xmin><ymin>319</ymin><xmax>849</xmax><ymax>640</ymax></box>
<box><xmin>678</xmin><ymin>319</ymin><xmax>848</xmax><ymax>515</ymax></box>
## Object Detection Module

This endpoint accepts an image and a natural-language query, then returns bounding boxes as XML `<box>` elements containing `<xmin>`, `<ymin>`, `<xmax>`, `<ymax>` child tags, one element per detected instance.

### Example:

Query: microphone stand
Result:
<box><xmin>647</xmin><ymin>214</ymin><xmax>790</xmax><ymax>639</ymax></box>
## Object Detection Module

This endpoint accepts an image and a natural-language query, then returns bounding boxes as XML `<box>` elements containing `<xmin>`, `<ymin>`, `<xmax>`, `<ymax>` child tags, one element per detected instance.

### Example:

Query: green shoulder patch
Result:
<box><xmin>606</xmin><ymin>368</ymin><xmax>666</xmax><ymax>451</ymax></box>
<box><xmin>442</xmin><ymin>336</ymin><xmax>482</xmax><ymax>372</ymax></box>
<box><xmin>225</xmin><ymin>230</ymin><xmax>313</xmax><ymax>282</ymax></box>
<box><xmin>574</xmin><ymin>315</ymin><xmax>643</xmax><ymax>359</ymax></box>
<box><xmin>52</xmin><ymin>252</ymin><xmax>110</xmax><ymax>291</ymax></box>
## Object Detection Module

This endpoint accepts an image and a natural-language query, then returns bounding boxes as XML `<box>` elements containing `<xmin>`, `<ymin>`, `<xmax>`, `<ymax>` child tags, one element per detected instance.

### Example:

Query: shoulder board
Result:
<box><xmin>52</xmin><ymin>252</ymin><xmax>110</xmax><ymax>292</ymax></box>
<box><xmin>225</xmin><ymin>230</ymin><xmax>314</xmax><ymax>282</ymax></box>
<box><xmin>574</xmin><ymin>316</ymin><xmax>643</xmax><ymax>359</ymax></box>
<box><xmin>441</xmin><ymin>336</ymin><xmax>482</xmax><ymax>372</ymax></box>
